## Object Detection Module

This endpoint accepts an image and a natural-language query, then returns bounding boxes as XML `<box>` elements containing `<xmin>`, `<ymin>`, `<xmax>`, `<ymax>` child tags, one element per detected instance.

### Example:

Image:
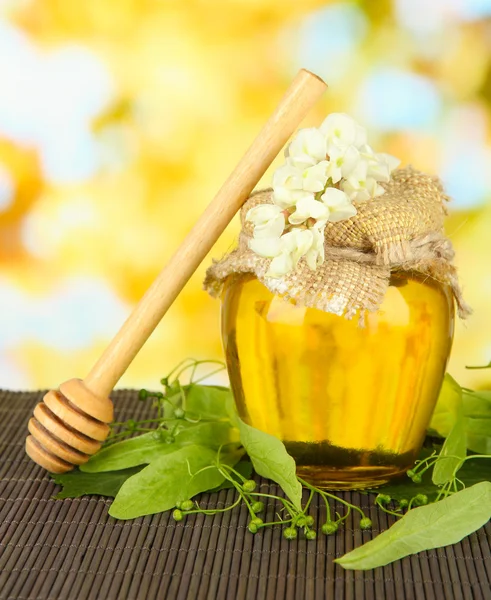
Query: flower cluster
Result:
<box><xmin>246</xmin><ymin>113</ymin><xmax>400</xmax><ymax>277</ymax></box>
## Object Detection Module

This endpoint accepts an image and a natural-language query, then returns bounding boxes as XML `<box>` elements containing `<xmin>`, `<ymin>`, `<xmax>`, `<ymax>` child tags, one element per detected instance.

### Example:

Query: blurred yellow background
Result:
<box><xmin>0</xmin><ymin>0</ymin><xmax>490</xmax><ymax>391</ymax></box>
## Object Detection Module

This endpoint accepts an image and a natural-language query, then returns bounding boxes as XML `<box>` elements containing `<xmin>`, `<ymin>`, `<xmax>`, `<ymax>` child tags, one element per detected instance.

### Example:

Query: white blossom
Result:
<box><xmin>246</xmin><ymin>204</ymin><xmax>285</xmax><ymax>239</ymax></box>
<box><xmin>288</xmin><ymin>196</ymin><xmax>329</xmax><ymax>225</ymax></box>
<box><xmin>249</xmin><ymin>236</ymin><xmax>282</xmax><ymax>258</ymax></box>
<box><xmin>272</xmin><ymin>164</ymin><xmax>310</xmax><ymax>208</ymax></box>
<box><xmin>305</xmin><ymin>223</ymin><xmax>325</xmax><ymax>270</ymax></box>
<box><xmin>267</xmin><ymin>252</ymin><xmax>294</xmax><ymax>278</ymax></box>
<box><xmin>285</xmin><ymin>127</ymin><xmax>326</xmax><ymax>169</ymax></box>
<box><xmin>246</xmin><ymin>111</ymin><xmax>400</xmax><ymax>277</ymax></box>
<box><xmin>325</xmin><ymin>144</ymin><xmax>360</xmax><ymax>184</ymax></box>
<box><xmin>360</xmin><ymin>145</ymin><xmax>400</xmax><ymax>183</ymax></box>
<box><xmin>320</xmin><ymin>113</ymin><xmax>367</xmax><ymax>150</ymax></box>
<box><xmin>271</xmin><ymin>229</ymin><xmax>313</xmax><ymax>277</ymax></box>
<box><xmin>340</xmin><ymin>159</ymin><xmax>385</xmax><ymax>202</ymax></box>
<box><xmin>300</xmin><ymin>160</ymin><xmax>329</xmax><ymax>192</ymax></box>
<box><xmin>260</xmin><ymin>228</ymin><xmax>315</xmax><ymax>278</ymax></box>
<box><xmin>321</xmin><ymin>187</ymin><xmax>357</xmax><ymax>222</ymax></box>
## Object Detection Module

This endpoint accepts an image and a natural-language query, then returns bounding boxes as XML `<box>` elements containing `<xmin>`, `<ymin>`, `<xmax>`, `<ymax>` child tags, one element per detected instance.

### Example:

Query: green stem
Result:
<box><xmin>248</xmin><ymin>492</ymin><xmax>298</xmax><ymax>516</ymax></box>
<box><xmin>184</xmin><ymin>496</ymin><xmax>242</xmax><ymax>516</ymax></box>
<box><xmin>376</xmin><ymin>499</ymin><xmax>403</xmax><ymax>518</ymax></box>
<box><xmin>298</xmin><ymin>477</ymin><xmax>366</xmax><ymax>520</ymax></box>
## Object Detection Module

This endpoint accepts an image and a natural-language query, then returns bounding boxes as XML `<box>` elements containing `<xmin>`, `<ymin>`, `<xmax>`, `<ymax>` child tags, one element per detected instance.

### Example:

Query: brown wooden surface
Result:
<box><xmin>1</xmin><ymin>390</ymin><xmax>491</xmax><ymax>600</ymax></box>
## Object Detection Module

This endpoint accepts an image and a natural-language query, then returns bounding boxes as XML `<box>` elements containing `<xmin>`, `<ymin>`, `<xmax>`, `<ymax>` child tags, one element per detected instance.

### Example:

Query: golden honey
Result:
<box><xmin>221</xmin><ymin>272</ymin><xmax>454</xmax><ymax>489</ymax></box>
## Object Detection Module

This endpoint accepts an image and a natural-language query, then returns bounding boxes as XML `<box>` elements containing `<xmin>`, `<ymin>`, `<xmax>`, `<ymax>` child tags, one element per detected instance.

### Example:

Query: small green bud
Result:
<box><xmin>305</xmin><ymin>530</ymin><xmax>316</xmax><ymax>541</ymax></box>
<box><xmin>283</xmin><ymin>527</ymin><xmax>297</xmax><ymax>540</ymax></box>
<box><xmin>398</xmin><ymin>499</ymin><xmax>409</xmax><ymax>509</ymax></box>
<box><xmin>359</xmin><ymin>517</ymin><xmax>372</xmax><ymax>530</ymax></box>
<box><xmin>160</xmin><ymin>377</ymin><xmax>169</xmax><ymax>386</ymax></box>
<box><xmin>174</xmin><ymin>407</ymin><xmax>185</xmax><ymax>419</ymax></box>
<box><xmin>411</xmin><ymin>474</ymin><xmax>422</xmax><ymax>484</ymax></box>
<box><xmin>251</xmin><ymin>517</ymin><xmax>263</xmax><ymax>527</ymax></box>
<box><xmin>248</xmin><ymin>522</ymin><xmax>258</xmax><ymax>534</ymax></box>
<box><xmin>242</xmin><ymin>480</ymin><xmax>256</xmax><ymax>493</ymax></box>
<box><xmin>180</xmin><ymin>500</ymin><xmax>194</xmax><ymax>511</ymax></box>
<box><xmin>321</xmin><ymin>522</ymin><xmax>338</xmax><ymax>535</ymax></box>
<box><xmin>138</xmin><ymin>389</ymin><xmax>148</xmax><ymax>400</ymax></box>
<box><xmin>251</xmin><ymin>501</ymin><xmax>264</xmax><ymax>513</ymax></box>
<box><xmin>413</xmin><ymin>493</ymin><xmax>428</xmax><ymax>506</ymax></box>
<box><xmin>376</xmin><ymin>494</ymin><xmax>391</xmax><ymax>505</ymax></box>
<box><xmin>175</xmin><ymin>501</ymin><xmax>182</xmax><ymax>509</ymax></box>
<box><xmin>172</xmin><ymin>509</ymin><xmax>183</xmax><ymax>522</ymax></box>
<box><xmin>295</xmin><ymin>516</ymin><xmax>307</xmax><ymax>527</ymax></box>
<box><xmin>407</xmin><ymin>469</ymin><xmax>415</xmax><ymax>478</ymax></box>
<box><xmin>305</xmin><ymin>515</ymin><xmax>315</xmax><ymax>527</ymax></box>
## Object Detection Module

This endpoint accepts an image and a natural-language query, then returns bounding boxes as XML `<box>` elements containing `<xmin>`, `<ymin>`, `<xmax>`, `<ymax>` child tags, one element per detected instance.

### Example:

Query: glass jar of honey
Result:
<box><xmin>221</xmin><ymin>272</ymin><xmax>454</xmax><ymax>489</ymax></box>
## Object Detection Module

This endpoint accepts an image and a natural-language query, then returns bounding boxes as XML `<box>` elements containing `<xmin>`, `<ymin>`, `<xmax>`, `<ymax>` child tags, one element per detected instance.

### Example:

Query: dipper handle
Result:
<box><xmin>25</xmin><ymin>69</ymin><xmax>327</xmax><ymax>473</ymax></box>
<box><xmin>85</xmin><ymin>69</ymin><xmax>327</xmax><ymax>399</ymax></box>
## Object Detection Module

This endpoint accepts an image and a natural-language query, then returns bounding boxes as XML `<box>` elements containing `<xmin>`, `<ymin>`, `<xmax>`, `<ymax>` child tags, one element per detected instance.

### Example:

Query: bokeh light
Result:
<box><xmin>0</xmin><ymin>0</ymin><xmax>490</xmax><ymax>391</ymax></box>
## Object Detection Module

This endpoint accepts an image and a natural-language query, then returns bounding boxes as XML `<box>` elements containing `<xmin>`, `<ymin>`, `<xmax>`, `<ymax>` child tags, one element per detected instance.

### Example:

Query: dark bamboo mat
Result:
<box><xmin>1</xmin><ymin>390</ymin><xmax>490</xmax><ymax>600</ymax></box>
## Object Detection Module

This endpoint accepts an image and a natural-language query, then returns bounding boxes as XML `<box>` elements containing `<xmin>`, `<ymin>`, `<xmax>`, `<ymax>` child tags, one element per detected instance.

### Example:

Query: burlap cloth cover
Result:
<box><xmin>204</xmin><ymin>167</ymin><xmax>471</xmax><ymax>322</ymax></box>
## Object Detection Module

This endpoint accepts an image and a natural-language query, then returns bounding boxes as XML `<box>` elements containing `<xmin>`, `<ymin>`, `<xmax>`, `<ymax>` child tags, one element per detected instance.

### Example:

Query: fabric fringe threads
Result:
<box><xmin>204</xmin><ymin>166</ymin><xmax>472</xmax><ymax>325</ymax></box>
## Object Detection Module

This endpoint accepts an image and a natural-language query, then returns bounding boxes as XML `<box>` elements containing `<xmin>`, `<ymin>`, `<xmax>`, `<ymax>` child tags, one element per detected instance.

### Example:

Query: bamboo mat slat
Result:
<box><xmin>0</xmin><ymin>389</ymin><xmax>490</xmax><ymax>600</ymax></box>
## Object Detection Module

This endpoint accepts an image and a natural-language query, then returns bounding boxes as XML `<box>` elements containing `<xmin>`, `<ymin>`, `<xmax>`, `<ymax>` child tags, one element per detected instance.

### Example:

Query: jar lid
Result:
<box><xmin>205</xmin><ymin>167</ymin><xmax>471</xmax><ymax>323</ymax></box>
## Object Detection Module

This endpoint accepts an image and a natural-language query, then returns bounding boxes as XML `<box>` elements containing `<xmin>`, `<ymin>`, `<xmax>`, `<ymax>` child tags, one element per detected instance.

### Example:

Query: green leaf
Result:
<box><xmin>177</xmin><ymin>421</ymin><xmax>240</xmax><ymax>448</ymax></box>
<box><xmin>462</xmin><ymin>390</ymin><xmax>491</xmax><ymax>418</ymax></box>
<box><xmin>81</xmin><ymin>432</ymin><xmax>177</xmax><ymax>473</ymax></box>
<box><xmin>461</xmin><ymin>390</ymin><xmax>491</xmax><ymax>454</ymax></box>
<box><xmin>336</xmin><ymin>482</ymin><xmax>491</xmax><ymax>570</ymax></box>
<box><xmin>109</xmin><ymin>445</ymin><xmax>240</xmax><ymax>520</ymax></box>
<box><xmin>430</xmin><ymin>376</ymin><xmax>491</xmax><ymax>454</ymax></box>
<box><xmin>52</xmin><ymin>466</ymin><xmax>144</xmax><ymax>499</ymax></box>
<box><xmin>429</xmin><ymin>374</ymin><xmax>463</xmax><ymax>439</ymax></box>
<box><xmin>184</xmin><ymin>385</ymin><xmax>231</xmax><ymax>420</ymax></box>
<box><xmin>432</xmin><ymin>416</ymin><xmax>467</xmax><ymax>485</ymax></box>
<box><xmin>236</xmin><ymin>417</ymin><xmax>303</xmax><ymax>510</ymax></box>
<box><xmin>81</xmin><ymin>421</ymin><xmax>239</xmax><ymax>474</ymax></box>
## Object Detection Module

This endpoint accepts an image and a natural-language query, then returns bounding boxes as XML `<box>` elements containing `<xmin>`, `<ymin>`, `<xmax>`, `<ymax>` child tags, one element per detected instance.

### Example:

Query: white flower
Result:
<box><xmin>305</xmin><ymin>223</ymin><xmax>325</xmax><ymax>270</ymax></box>
<box><xmin>273</xmin><ymin>161</ymin><xmax>329</xmax><ymax>209</ymax></box>
<box><xmin>321</xmin><ymin>187</ymin><xmax>357</xmax><ymax>222</ymax></box>
<box><xmin>253</xmin><ymin>228</ymin><xmax>314</xmax><ymax>278</ymax></box>
<box><xmin>338</xmin><ymin>160</ymin><xmax>382</xmax><ymax>202</ymax></box>
<box><xmin>320</xmin><ymin>113</ymin><xmax>367</xmax><ymax>150</ymax></box>
<box><xmin>288</xmin><ymin>196</ymin><xmax>329</xmax><ymax>225</ymax></box>
<box><xmin>325</xmin><ymin>144</ymin><xmax>360</xmax><ymax>184</ymax></box>
<box><xmin>272</xmin><ymin>164</ymin><xmax>311</xmax><ymax>208</ymax></box>
<box><xmin>249</xmin><ymin>235</ymin><xmax>282</xmax><ymax>258</ymax></box>
<box><xmin>300</xmin><ymin>160</ymin><xmax>329</xmax><ymax>192</ymax></box>
<box><xmin>250</xmin><ymin>111</ymin><xmax>402</xmax><ymax>276</ymax></box>
<box><xmin>268</xmin><ymin>228</ymin><xmax>313</xmax><ymax>277</ymax></box>
<box><xmin>285</xmin><ymin>127</ymin><xmax>326</xmax><ymax>169</ymax></box>
<box><xmin>359</xmin><ymin>145</ymin><xmax>400</xmax><ymax>183</ymax></box>
<box><xmin>267</xmin><ymin>252</ymin><xmax>294</xmax><ymax>278</ymax></box>
<box><xmin>246</xmin><ymin>204</ymin><xmax>285</xmax><ymax>239</ymax></box>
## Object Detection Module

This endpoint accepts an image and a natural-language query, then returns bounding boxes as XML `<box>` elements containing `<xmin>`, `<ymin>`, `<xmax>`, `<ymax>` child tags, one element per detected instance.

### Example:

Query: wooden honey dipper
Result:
<box><xmin>25</xmin><ymin>69</ymin><xmax>327</xmax><ymax>473</ymax></box>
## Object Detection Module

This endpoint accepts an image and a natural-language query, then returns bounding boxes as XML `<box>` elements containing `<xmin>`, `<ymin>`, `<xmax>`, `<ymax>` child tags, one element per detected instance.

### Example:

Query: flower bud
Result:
<box><xmin>321</xmin><ymin>522</ymin><xmax>338</xmax><ymax>535</ymax></box>
<box><xmin>283</xmin><ymin>527</ymin><xmax>298</xmax><ymax>540</ymax></box>
<box><xmin>242</xmin><ymin>480</ymin><xmax>256</xmax><ymax>493</ymax></box>
<box><xmin>180</xmin><ymin>500</ymin><xmax>194</xmax><ymax>512</ymax></box>
<box><xmin>172</xmin><ymin>509</ymin><xmax>183</xmax><ymax>522</ymax></box>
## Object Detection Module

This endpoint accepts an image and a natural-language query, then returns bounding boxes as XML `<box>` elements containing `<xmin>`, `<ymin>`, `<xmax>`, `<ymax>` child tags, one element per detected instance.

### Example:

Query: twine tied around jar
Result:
<box><xmin>204</xmin><ymin>166</ymin><xmax>471</xmax><ymax>324</ymax></box>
